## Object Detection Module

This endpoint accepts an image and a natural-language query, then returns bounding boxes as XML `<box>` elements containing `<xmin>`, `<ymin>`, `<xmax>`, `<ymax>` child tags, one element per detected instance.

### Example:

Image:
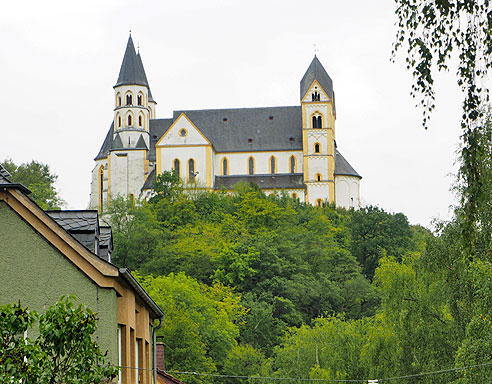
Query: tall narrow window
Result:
<box><xmin>290</xmin><ymin>155</ymin><xmax>296</xmax><ymax>173</ymax></box>
<box><xmin>127</xmin><ymin>114</ymin><xmax>132</xmax><ymax>126</ymax></box>
<box><xmin>118</xmin><ymin>116</ymin><xmax>121</xmax><ymax>128</ymax></box>
<box><xmin>137</xmin><ymin>95</ymin><xmax>143</xmax><ymax>106</ymax></box>
<box><xmin>312</xmin><ymin>92</ymin><xmax>320</xmax><ymax>101</ymax></box>
<box><xmin>248</xmin><ymin>157</ymin><xmax>254</xmax><ymax>175</ymax></box>
<box><xmin>270</xmin><ymin>156</ymin><xmax>276</xmax><ymax>174</ymax></box>
<box><xmin>316</xmin><ymin>199</ymin><xmax>323</xmax><ymax>207</ymax></box>
<box><xmin>173</xmin><ymin>159</ymin><xmax>180</xmax><ymax>179</ymax></box>
<box><xmin>99</xmin><ymin>166</ymin><xmax>104</xmax><ymax>213</ymax></box>
<box><xmin>138</xmin><ymin>115</ymin><xmax>143</xmax><ymax>127</ymax></box>
<box><xmin>314</xmin><ymin>143</ymin><xmax>320</xmax><ymax>153</ymax></box>
<box><xmin>126</xmin><ymin>94</ymin><xmax>133</xmax><ymax>105</ymax></box>
<box><xmin>317</xmin><ymin>116</ymin><xmax>322</xmax><ymax>128</ymax></box>
<box><xmin>188</xmin><ymin>159</ymin><xmax>195</xmax><ymax>182</ymax></box>
<box><xmin>315</xmin><ymin>173</ymin><xmax>322</xmax><ymax>181</ymax></box>
<box><xmin>222</xmin><ymin>158</ymin><xmax>228</xmax><ymax>175</ymax></box>
<box><xmin>118</xmin><ymin>96</ymin><xmax>122</xmax><ymax>106</ymax></box>
<box><xmin>312</xmin><ymin>115</ymin><xmax>317</xmax><ymax>128</ymax></box>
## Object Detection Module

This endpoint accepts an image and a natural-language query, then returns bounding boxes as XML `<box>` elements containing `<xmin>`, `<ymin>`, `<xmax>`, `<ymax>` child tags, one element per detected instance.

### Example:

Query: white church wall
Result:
<box><xmin>158</xmin><ymin>146</ymin><xmax>209</xmax><ymax>186</ymax></box>
<box><xmin>89</xmin><ymin>159</ymin><xmax>107</xmax><ymax>210</ymax></box>
<box><xmin>307</xmin><ymin>182</ymin><xmax>331</xmax><ymax>205</ymax></box>
<box><xmin>214</xmin><ymin>151</ymin><xmax>303</xmax><ymax>176</ymax></box>
<box><xmin>158</xmin><ymin>114</ymin><xmax>209</xmax><ymax>147</ymax></box>
<box><xmin>109</xmin><ymin>150</ymin><xmax>146</xmax><ymax>200</ymax></box>
<box><xmin>335</xmin><ymin>175</ymin><xmax>361</xmax><ymax>209</ymax></box>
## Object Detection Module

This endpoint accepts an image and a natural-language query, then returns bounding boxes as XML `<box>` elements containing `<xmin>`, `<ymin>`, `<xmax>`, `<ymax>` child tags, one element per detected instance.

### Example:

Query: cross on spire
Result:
<box><xmin>313</xmin><ymin>44</ymin><xmax>319</xmax><ymax>56</ymax></box>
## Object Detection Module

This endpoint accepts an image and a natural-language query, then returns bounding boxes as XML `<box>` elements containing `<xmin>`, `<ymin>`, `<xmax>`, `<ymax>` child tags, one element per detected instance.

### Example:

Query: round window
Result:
<box><xmin>179</xmin><ymin>129</ymin><xmax>187</xmax><ymax>137</ymax></box>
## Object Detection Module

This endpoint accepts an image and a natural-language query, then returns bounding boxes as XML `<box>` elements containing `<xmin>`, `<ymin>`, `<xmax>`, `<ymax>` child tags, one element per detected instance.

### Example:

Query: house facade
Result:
<box><xmin>0</xmin><ymin>166</ymin><xmax>164</xmax><ymax>384</ymax></box>
<box><xmin>89</xmin><ymin>35</ymin><xmax>361</xmax><ymax>211</ymax></box>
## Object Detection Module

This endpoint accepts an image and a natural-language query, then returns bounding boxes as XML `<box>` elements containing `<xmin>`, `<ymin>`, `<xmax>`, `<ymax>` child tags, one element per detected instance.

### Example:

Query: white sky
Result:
<box><xmin>0</xmin><ymin>0</ymin><xmax>465</xmax><ymax>227</ymax></box>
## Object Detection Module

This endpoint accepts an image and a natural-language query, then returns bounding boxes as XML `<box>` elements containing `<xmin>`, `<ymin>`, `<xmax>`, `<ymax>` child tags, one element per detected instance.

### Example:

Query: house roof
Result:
<box><xmin>300</xmin><ymin>56</ymin><xmax>334</xmax><ymax>102</ymax></box>
<box><xmin>334</xmin><ymin>149</ymin><xmax>361</xmax><ymax>178</ymax></box>
<box><xmin>157</xmin><ymin>369</ymin><xmax>186</xmax><ymax>384</ymax></box>
<box><xmin>214</xmin><ymin>173</ymin><xmax>305</xmax><ymax>190</ymax></box>
<box><xmin>0</xmin><ymin>164</ymin><xmax>31</xmax><ymax>194</ymax></box>
<box><xmin>174</xmin><ymin>106</ymin><xmax>303</xmax><ymax>153</ymax></box>
<box><xmin>115</xmin><ymin>35</ymin><xmax>149</xmax><ymax>88</ymax></box>
<box><xmin>99</xmin><ymin>226</ymin><xmax>113</xmax><ymax>262</ymax></box>
<box><xmin>142</xmin><ymin>167</ymin><xmax>156</xmax><ymax>191</ymax></box>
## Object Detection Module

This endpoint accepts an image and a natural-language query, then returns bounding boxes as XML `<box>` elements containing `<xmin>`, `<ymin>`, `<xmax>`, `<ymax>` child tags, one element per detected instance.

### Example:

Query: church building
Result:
<box><xmin>89</xmin><ymin>35</ymin><xmax>361</xmax><ymax>210</ymax></box>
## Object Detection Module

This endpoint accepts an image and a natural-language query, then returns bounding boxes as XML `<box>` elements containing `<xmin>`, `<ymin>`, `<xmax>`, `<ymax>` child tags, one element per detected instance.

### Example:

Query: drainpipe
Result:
<box><xmin>152</xmin><ymin>314</ymin><xmax>164</xmax><ymax>384</ymax></box>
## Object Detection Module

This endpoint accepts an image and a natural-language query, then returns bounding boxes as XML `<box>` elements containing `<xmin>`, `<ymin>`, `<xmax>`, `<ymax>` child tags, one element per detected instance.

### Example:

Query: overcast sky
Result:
<box><xmin>0</xmin><ymin>0</ymin><xmax>466</xmax><ymax>227</ymax></box>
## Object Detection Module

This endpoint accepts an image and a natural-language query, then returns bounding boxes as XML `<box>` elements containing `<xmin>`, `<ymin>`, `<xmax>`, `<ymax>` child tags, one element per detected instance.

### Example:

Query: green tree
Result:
<box><xmin>1</xmin><ymin>158</ymin><xmax>64</xmax><ymax>209</ymax></box>
<box><xmin>136</xmin><ymin>272</ymin><xmax>246</xmax><ymax>384</ymax></box>
<box><xmin>0</xmin><ymin>296</ymin><xmax>117</xmax><ymax>384</ymax></box>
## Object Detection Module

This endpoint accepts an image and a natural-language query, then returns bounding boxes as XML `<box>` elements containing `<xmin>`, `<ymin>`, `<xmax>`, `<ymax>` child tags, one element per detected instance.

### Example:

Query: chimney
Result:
<box><xmin>156</xmin><ymin>342</ymin><xmax>165</xmax><ymax>371</ymax></box>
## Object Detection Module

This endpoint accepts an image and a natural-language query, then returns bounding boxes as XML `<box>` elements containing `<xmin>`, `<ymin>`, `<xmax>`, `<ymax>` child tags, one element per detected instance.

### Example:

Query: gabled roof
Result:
<box><xmin>149</xmin><ymin>119</ymin><xmax>174</xmax><ymax>161</ymax></box>
<box><xmin>214</xmin><ymin>173</ymin><xmax>305</xmax><ymax>190</ymax></box>
<box><xmin>115</xmin><ymin>35</ymin><xmax>149</xmax><ymax>88</ymax></box>
<box><xmin>173</xmin><ymin>106</ymin><xmax>303</xmax><ymax>153</ymax></box>
<box><xmin>300</xmin><ymin>56</ymin><xmax>334</xmax><ymax>101</ymax></box>
<box><xmin>334</xmin><ymin>149</ymin><xmax>361</xmax><ymax>178</ymax></box>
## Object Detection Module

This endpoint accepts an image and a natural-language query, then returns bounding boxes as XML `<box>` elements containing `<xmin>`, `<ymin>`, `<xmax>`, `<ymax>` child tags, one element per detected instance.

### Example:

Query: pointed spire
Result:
<box><xmin>300</xmin><ymin>56</ymin><xmax>333</xmax><ymax>101</ymax></box>
<box><xmin>136</xmin><ymin>52</ymin><xmax>155</xmax><ymax>102</ymax></box>
<box><xmin>115</xmin><ymin>35</ymin><xmax>149</xmax><ymax>87</ymax></box>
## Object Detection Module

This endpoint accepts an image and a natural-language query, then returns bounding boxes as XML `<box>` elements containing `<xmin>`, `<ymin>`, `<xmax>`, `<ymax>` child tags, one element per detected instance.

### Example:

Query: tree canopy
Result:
<box><xmin>1</xmin><ymin>158</ymin><xmax>64</xmax><ymax>210</ymax></box>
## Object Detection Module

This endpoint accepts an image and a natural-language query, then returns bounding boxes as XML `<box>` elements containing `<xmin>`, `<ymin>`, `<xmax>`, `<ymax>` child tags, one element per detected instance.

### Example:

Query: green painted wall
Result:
<box><xmin>0</xmin><ymin>202</ymin><xmax>119</xmax><ymax>364</ymax></box>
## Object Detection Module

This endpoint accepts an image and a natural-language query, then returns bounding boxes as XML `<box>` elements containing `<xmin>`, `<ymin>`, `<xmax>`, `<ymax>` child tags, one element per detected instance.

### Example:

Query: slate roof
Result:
<box><xmin>149</xmin><ymin>118</ymin><xmax>173</xmax><ymax>161</ymax></box>
<box><xmin>95</xmin><ymin>122</ymin><xmax>114</xmax><ymax>160</ymax></box>
<box><xmin>334</xmin><ymin>149</ymin><xmax>361</xmax><ymax>178</ymax></box>
<box><xmin>0</xmin><ymin>165</ymin><xmax>31</xmax><ymax>194</ymax></box>
<box><xmin>175</xmin><ymin>106</ymin><xmax>303</xmax><ymax>153</ymax></box>
<box><xmin>300</xmin><ymin>56</ymin><xmax>334</xmax><ymax>103</ymax></box>
<box><xmin>46</xmin><ymin>210</ymin><xmax>100</xmax><ymax>254</ymax></box>
<box><xmin>137</xmin><ymin>52</ymin><xmax>155</xmax><ymax>103</ymax></box>
<box><xmin>142</xmin><ymin>167</ymin><xmax>156</xmax><ymax>191</ymax></box>
<box><xmin>99</xmin><ymin>226</ymin><xmax>113</xmax><ymax>262</ymax></box>
<box><xmin>135</xmin><ymin>134</ymin><xmax>148</xmax><ymax>150</ymax></box>
<box><xmin>214</xmin><ymin>173</ymin><xmax>305</xmax><ymax>190</ymax></box>
<box><xmin>115</xmin><ymin>35</ymin><xmax>149</xmax><ymax>88</ymax></box>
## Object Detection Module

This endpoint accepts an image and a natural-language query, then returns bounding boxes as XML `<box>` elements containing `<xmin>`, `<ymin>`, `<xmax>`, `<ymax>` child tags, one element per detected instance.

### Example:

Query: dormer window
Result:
<box><xmin>126</xmin><ymin>94</ymin><xmax>133</xmax><ymax>105</ymax></box>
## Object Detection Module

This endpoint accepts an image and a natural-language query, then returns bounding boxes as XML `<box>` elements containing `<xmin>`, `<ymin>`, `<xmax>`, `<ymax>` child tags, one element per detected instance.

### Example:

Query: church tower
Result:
<box><xmin>300</xmin><ymin>56</ymin><xmax>336</xmax><ymax>206</ymax></box>
<box><xmin>89</xmin><ymin>34</ymin><xmax>156</xmax><ymax>211</ymax></box>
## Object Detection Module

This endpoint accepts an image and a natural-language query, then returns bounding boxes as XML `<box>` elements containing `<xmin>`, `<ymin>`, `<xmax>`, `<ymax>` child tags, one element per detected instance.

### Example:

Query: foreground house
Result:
<box><xmin>0</xmin><ymin>165</ymin><xmax>165</xmax><ymax>384</ymax></box>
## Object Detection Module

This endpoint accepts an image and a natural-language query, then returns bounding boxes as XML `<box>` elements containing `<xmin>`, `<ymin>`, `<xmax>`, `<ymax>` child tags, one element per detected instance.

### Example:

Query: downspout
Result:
<box><xmin>152</xmin><ymin>314</ymin><xmax>164</xmax><ymax>384</ymax></box>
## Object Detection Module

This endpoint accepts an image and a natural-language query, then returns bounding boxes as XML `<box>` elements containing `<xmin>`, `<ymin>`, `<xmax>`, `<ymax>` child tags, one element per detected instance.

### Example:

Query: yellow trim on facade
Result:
<box><xmin>309</xmin><ymin>111</ymin><xmax>325</xmax><ymax>129</ymax></box>
<box><xmin>159</xmin><ymin>144</ymin><xmax>209</xmax><ymax>148</ymax></box>
<box><xmin>98</xmin><ymin>166</ymin><xmax>104</xmax><ymax>213</ymax></box>
<box><xmin>156</xmin><ymin>148</ymin><xmax>162</xmax><ymax>176</ymax></box>
<box><xmin>206</xmin><ymin>146</ymin><xmax>212</xmax><ymax>187</ymax></box>
<box><xmin>107</xmin><ymin>155</ymin><xmax>111</xmax><ymax>205</ymax></box>
<box><xmin>216</xmin><ymin>149</ymin><xmax>303</xmax><ymax>155</ymax></box>
<box><xmin>301</xmin><ymin>79</ymin><xmax>330</xmax><ymax>102</ymax></box>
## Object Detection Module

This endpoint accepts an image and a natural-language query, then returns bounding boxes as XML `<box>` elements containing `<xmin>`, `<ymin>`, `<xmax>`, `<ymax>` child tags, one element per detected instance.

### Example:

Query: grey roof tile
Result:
<box><xmin>334</xmin><ymin>149</ymin><xmax>361</xmax><ymax>178</ymax></box>
<box><xmin>214</xmin><ymin>173</ymin><xmax>305</xmax><ymax>190</ymax></box>
<box><xmin>149</xmin><ymin>118</ymin><xmax>173</xmax><ymax>161</ymax></box>
<box><xmin>142</xmin><ymin>167</ymin><xmax>156</xmax><ymax>191</ymax></box>
<box><xmin>0</xmin><ymin>164</ymin><xmax>11</xmax><ymax>179</ymax></box>
<box><xmin>115</xmin><ymin>35</ymin><xmax>149</xmax><ymax>87</ymax></box>
<box><xmin>136</xmin><ymin>52</ymin><xmax>155</xmax><ymax>103</ymax></box>
<box><xmin>175</xmin><ymin>106</ymin><xmax>303</xmax><ymax>153</ymax></box>
<box><xmin>135</xmin><ymin>134</ymin><xmax>148</xmax><ymax>150</ymax></box>
<box><xmin>300</xmin><ymin>56</ymin><xmax>334</xmax><ymax>102</ymax></box>
<box><xmin>113</xmin><ymin>132</ymin><xmax>124</xmax><ymax>149</ymax></box>
<box><xmin>95</xmin><ymin>122</ymin><xmax>114</xmax><ymax>160</ymax></box>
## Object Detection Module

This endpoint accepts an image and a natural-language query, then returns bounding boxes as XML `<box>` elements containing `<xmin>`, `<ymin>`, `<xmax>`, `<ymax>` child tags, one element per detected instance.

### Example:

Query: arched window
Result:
<box><xmin>248</xmin><ymin>157</ymin><xmax>254</xmax><ymax>175</ymax></box>
<box><xmin>188</xmin><ymin>159</ymin><xmax>196</xmax><ymax>182</ymax></box>
<box><xmin>222</xmin><ymin>158</ymin><xmax>228</xmax><ymax>176</ymax></box>
<box><xmin>117</xmin><ymin>94</ymin><xmax>122</xmax><ymax>106</ymax></box>
<box><xmin>314</xmin><ymin>143</ymin><xmax>321</xmax><ymax>153</ymax></box>
<box><xmin>98</xmin><ymin>166</ymin><xmax>104</xmax><ymax>213</ymax></box>
<box><xmin>126</xmin><ymin>93</ymin><xmax>133</xmax><ymax>105</ymax></box>
<box><xmin>138</xmin><ymin>115</ymin><xmax>143</xmax><ymax>127</ymax></box>
<box><xmin>117</xmin><ymin>115</ymin><xmax>121</xmax><ymax>128</ymax></box>
<box><xmin>173</xmin><ymin>159</ymin><xmax>181</xmax><ymax>179</ymax></box>
<box><xmin>137</xmin><ymin>94</ymin><xmax>143</xmax><ymax>106</ymax></box>
<box><xmin>315</xmin><ymin>199</ymin><xmax>323</xmax><ymax>207</ymax></box>
<box><xmin>127</xmin><ymin>114</ymin><xmax>132</xmax><ymax>126</ymax></box>
<box><xmin>290</xmin><ymin>155</ymin><xmax>296</xmax><ymax>173</ymax></box>
<box><xmin>315</xmin><ymin>173</ymin><xmax>322</xmax><ymax>182</ymax></box>
<box><xmin>270</xmin><ymin>156</ymin><xmax>277</xmax><ymax>174</ymax></box>
<box><xmin>129</xmin><ymin>194</ymin><xmax>135</xmax><ymax>206</ymax></box>
<box><xmin>312</xmin><ymin>91</ymin><xmax>320</xmax><ymax>101</ymax></box>
<box><xmin>291</xmin><ymin>192</ymin><xmax>298</xmax><ymax>200</ymax></box>
<box><xmin>312</xmin><ymin>114</ymin><xmax>322</xmax><ymax>128</ymax></box>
